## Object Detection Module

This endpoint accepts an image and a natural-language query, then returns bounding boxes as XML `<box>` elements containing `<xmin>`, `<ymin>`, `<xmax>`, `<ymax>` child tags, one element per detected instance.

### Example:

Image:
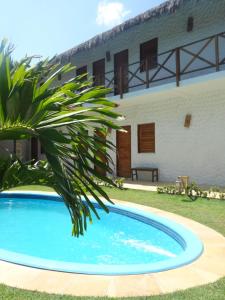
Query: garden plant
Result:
<box><xmin>0</xmin><ymin>39</ymin><xmax>121</xmax><ymax>236</ymax></box>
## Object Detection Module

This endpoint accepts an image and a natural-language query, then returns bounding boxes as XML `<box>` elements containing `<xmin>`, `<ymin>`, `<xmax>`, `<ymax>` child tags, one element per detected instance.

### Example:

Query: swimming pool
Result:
<box><xmin>0</xmin><ymin>191</ymin><xmax>203</xmax><ymax>275</ymax></box>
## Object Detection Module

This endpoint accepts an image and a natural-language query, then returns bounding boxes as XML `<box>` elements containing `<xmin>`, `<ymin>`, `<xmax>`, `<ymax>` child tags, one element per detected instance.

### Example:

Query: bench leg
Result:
<box><xmin>132</xmin><ymin>170</ymin><xmax>138</xmax><ymax>181</ymax></box>
<box><xmin>131</xmin><ymin>170</ymin><xmax>137</xmax><ymax>181</ymax></box>
<box><xmin>154</xmin><ymin>170</ymin><xmax>159</xmax><ymax>182</ymax></box>
<box><xmin>152</xmin><ymin>170</ymin><xmax>159</xmax><ymax>182</ymax></box>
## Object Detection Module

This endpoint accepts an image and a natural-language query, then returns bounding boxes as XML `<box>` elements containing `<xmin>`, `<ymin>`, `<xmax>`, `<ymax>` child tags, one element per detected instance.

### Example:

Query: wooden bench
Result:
<box><xmin>131</xmin><ymin>167</ymin><xmax>159</xmax><ymax>182</ymax></box>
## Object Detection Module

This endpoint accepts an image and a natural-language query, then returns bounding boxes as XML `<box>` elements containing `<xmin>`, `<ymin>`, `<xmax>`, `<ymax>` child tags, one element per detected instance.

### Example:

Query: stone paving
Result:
<box><xmin>123</xmin><ymin>179</ymin><xmax>172</xmax><ymax>191</ymax></box>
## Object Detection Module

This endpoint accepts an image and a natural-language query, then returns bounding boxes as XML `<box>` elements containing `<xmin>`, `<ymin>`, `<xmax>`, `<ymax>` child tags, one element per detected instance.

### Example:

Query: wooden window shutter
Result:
<box><xmin>76</xmin><ymin>65</ymin><xmax>87</xmax><ymax>81</ymax></box>
<box><xmin>140</xmin><ymin>38</ymin><xmax>158</xmax><ymax>72</ymax></box>
<box><xmin>187</xmin><ymin>17</ymin><xmax>194</xmax><ymax>32</ymax></box>
<box><xmin>93</xmin><ymin>59</ymin><xmax>105</xmax><ymax>86</ymax></box>
<box><xmin>138</xmin><ymin>123</ymin><xmax>155</xmax><ymax>153</ymax></box>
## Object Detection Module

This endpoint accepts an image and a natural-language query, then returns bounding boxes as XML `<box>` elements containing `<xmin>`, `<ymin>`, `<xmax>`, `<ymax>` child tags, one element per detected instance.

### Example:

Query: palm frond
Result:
<box><xmin>0</xmin><ymin>40</ymin><xmax>122</xmax><ymax>236</ymax></box>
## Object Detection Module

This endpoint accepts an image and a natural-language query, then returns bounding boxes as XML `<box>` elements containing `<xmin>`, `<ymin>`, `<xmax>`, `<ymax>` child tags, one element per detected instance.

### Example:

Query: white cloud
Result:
<box><xmin>96</xmin><ymin>1</ymin><xmax>131</xmax><ymax>27</ymax></box>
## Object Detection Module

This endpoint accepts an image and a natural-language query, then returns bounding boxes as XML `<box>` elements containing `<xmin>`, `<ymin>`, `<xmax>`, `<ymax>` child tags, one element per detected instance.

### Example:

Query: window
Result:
<box><xmin>93</xmin><ymin>59</ymin><xmax>105</xmax><ymax>86</ymax></box>
<box><xmin>76</xmin><ymin>65</ymin><xmax>87</xmax><ymax>81</ymax></box>
<box><xmin>187</xmin><ymin>17</ymin><xmax>194</xmax><ymax>32</ymax></box>
<box><xmin>138</xmin><ymin>123</ymin><xmax>155</xmax><ymax>153</ymax></box>
<box><xmin>140</xmin><ymin>38</ymin><xmax>158</xmax><ymax>72</ymax></box>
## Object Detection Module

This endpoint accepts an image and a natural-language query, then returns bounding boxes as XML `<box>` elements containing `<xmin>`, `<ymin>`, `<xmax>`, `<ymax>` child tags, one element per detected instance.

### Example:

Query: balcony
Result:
<box><xmin>101</xmin><ymin>32</ymin><xmax>225</xmax><ymax>99</ymax></box>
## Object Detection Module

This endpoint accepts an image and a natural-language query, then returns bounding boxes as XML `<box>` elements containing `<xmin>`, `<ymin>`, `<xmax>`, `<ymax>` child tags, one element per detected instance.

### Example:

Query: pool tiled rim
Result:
<box><xmin>0</xmin><ymin>191</ymin><xmax>225</xmax><ymax>297</ymax></box>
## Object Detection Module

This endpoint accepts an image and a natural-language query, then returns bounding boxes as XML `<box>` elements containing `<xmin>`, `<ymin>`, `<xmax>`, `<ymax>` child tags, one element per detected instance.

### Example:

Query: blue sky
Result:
<box><xmin>1</xmin><ymin>0</ymin><xmax>165</xmax><ymax>60</ymax></box>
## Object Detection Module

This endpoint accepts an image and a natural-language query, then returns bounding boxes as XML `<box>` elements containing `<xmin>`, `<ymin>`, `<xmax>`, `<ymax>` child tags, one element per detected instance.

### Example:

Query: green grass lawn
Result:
<box><xmin>1</xmin><ymin>185</ymin><xmax>225</xmax><ymax>300</ymax></box>
<box><xmin>103</xmin><ymin>187</ymin><xmax>225</xmax><ymax>236</ymax></box>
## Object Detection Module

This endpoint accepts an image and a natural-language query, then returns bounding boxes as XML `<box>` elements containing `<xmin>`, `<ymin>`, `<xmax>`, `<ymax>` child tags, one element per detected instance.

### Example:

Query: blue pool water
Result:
<box><xmin>0</xmin><ymin>192</ymin><xmax>203</xmax><ymax>274</ymax></box>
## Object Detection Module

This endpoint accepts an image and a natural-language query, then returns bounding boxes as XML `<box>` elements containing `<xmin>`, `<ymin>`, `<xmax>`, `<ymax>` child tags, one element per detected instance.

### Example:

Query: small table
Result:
<box><xmin>131</xmin><ymin>167</ymin><xmax>159</xmax><ymax>182</ymax></box>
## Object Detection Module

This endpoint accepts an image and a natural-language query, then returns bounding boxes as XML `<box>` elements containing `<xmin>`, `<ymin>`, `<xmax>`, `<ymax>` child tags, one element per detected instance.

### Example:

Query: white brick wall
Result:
<box><xmin>108</xmin><ymin>74</ymin><xmax>225</xmax><ymax>186</ymax></box>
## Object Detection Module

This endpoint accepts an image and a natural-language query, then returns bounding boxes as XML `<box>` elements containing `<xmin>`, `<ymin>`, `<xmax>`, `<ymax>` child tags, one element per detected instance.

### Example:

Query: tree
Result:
<box><xmin>0</xmin><ymin>40</ymin><xmax>121</xmax><ymax>236</ymax></box>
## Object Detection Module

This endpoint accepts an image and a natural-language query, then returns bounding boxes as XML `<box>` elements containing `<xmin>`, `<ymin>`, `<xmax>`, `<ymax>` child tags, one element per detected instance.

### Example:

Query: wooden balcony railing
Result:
<box><xmin>102</xmin><ymin>32</ymin><xmax>225</xmax><ymax>99</ymax></box>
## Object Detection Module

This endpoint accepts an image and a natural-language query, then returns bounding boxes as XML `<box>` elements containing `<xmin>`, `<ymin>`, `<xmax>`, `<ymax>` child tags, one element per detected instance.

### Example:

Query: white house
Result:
<box><xmin>55</xmin><ymin>0</ymin><xmax>225</xmax><ymax>186</ymax></box>
<box><xmin>2</xmin><ymin>0</ymin><xmax>225</xmax><ymax>186</ymax></box>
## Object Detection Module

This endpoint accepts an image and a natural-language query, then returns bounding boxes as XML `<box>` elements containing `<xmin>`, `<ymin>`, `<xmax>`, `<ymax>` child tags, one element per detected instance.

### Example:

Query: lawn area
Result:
<box><xmin>1</xmin><ymin>185</ymin><xmax>225</xmax><ymax>300</ymax></box>
<box><xmin>103</xmin><ymin>187</ymin><xmax>225</xmax><ymax>236</ymax></box>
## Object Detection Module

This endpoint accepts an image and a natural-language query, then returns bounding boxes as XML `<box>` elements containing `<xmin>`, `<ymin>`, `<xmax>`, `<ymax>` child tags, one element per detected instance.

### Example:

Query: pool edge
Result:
<box><xmin>0</xmin><ymin>191</ymin><xmax>224</xmax><ymax>297</ymax></box>
<box><xmin>0</xmin><ymin>191</ymin><xmax>203</xmax><ymax>275</ymax></box>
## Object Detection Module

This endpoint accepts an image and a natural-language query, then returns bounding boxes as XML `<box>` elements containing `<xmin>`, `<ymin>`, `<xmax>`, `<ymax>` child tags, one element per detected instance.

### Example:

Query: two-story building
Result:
<box><xmin>2</xmin><ymin>0</ymin><xmax>225</xmax><ymax>186</ymax></box>
<box><xmin>55</xmin><ymin>0</ymin><xmax>225</xmax><ymax>186</ymax></box>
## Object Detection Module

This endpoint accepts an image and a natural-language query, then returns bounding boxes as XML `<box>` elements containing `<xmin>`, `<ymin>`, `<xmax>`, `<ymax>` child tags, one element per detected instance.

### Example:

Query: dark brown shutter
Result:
<box><xmin>138</xmin><ymin>123</ymin><xmax>155</xmax><ymax>153</ymax></box>
<box><xmin>140</xmin><ymin>38</ymin><xmax>158</xmax><ymax>72</ymax></box>
<box><xmin>76</xmin><ymin>65</ymin><xmax>87</xmax><ymax>81</ymax></box>
<box><xmin>93</xmin><ymin>59</ymin><xmax>105</xmax><ymax>86</ymax></box>
<box><xmin>187</xmin><ymin>17</ymin><xmax>194</xmax><ymax>32</ymax></box>
<box><xmin>114</xmin><ymin>49</ymin><xmax>129</xmax><ymax>95</ymax></box>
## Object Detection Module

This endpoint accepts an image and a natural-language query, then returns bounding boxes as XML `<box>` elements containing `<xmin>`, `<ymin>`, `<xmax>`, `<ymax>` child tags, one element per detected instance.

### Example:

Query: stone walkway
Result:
<box><xmin>0</xmin><ymin>193</ymin><xmax>225</xmax><ymax>297</ymax></box>
<box><xmin>123</xmin><ymin>179</ymin><xmax>172</xmax><ymax>191</ymax></box>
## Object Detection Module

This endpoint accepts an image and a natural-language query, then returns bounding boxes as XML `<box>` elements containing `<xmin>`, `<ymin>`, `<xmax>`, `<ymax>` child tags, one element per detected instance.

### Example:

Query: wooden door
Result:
<box><xmin>94</xmin><ymin>129</ymin><xmax>107</xmax><ymax>176</ymax></box>
<box><xmin>93</xmin><ymin>59</ymin><xmax>105</xmax><ymax>86</ymax></box>
<box><xmin>116</xmin><ymin>126</ymin><xmax>131</xmax><ymax>177</ymax></box>
<box><xmin>114</xmin><ymin>49</ymin><xmax>128</xmax><ymax>95</ymax></box>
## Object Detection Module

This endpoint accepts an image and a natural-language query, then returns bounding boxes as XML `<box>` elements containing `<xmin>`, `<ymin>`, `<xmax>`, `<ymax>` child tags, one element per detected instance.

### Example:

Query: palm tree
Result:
<box><xmin>0</xmin><ymin>40</ymin><xmax>121</xmax><ymax>236</ymax></box>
